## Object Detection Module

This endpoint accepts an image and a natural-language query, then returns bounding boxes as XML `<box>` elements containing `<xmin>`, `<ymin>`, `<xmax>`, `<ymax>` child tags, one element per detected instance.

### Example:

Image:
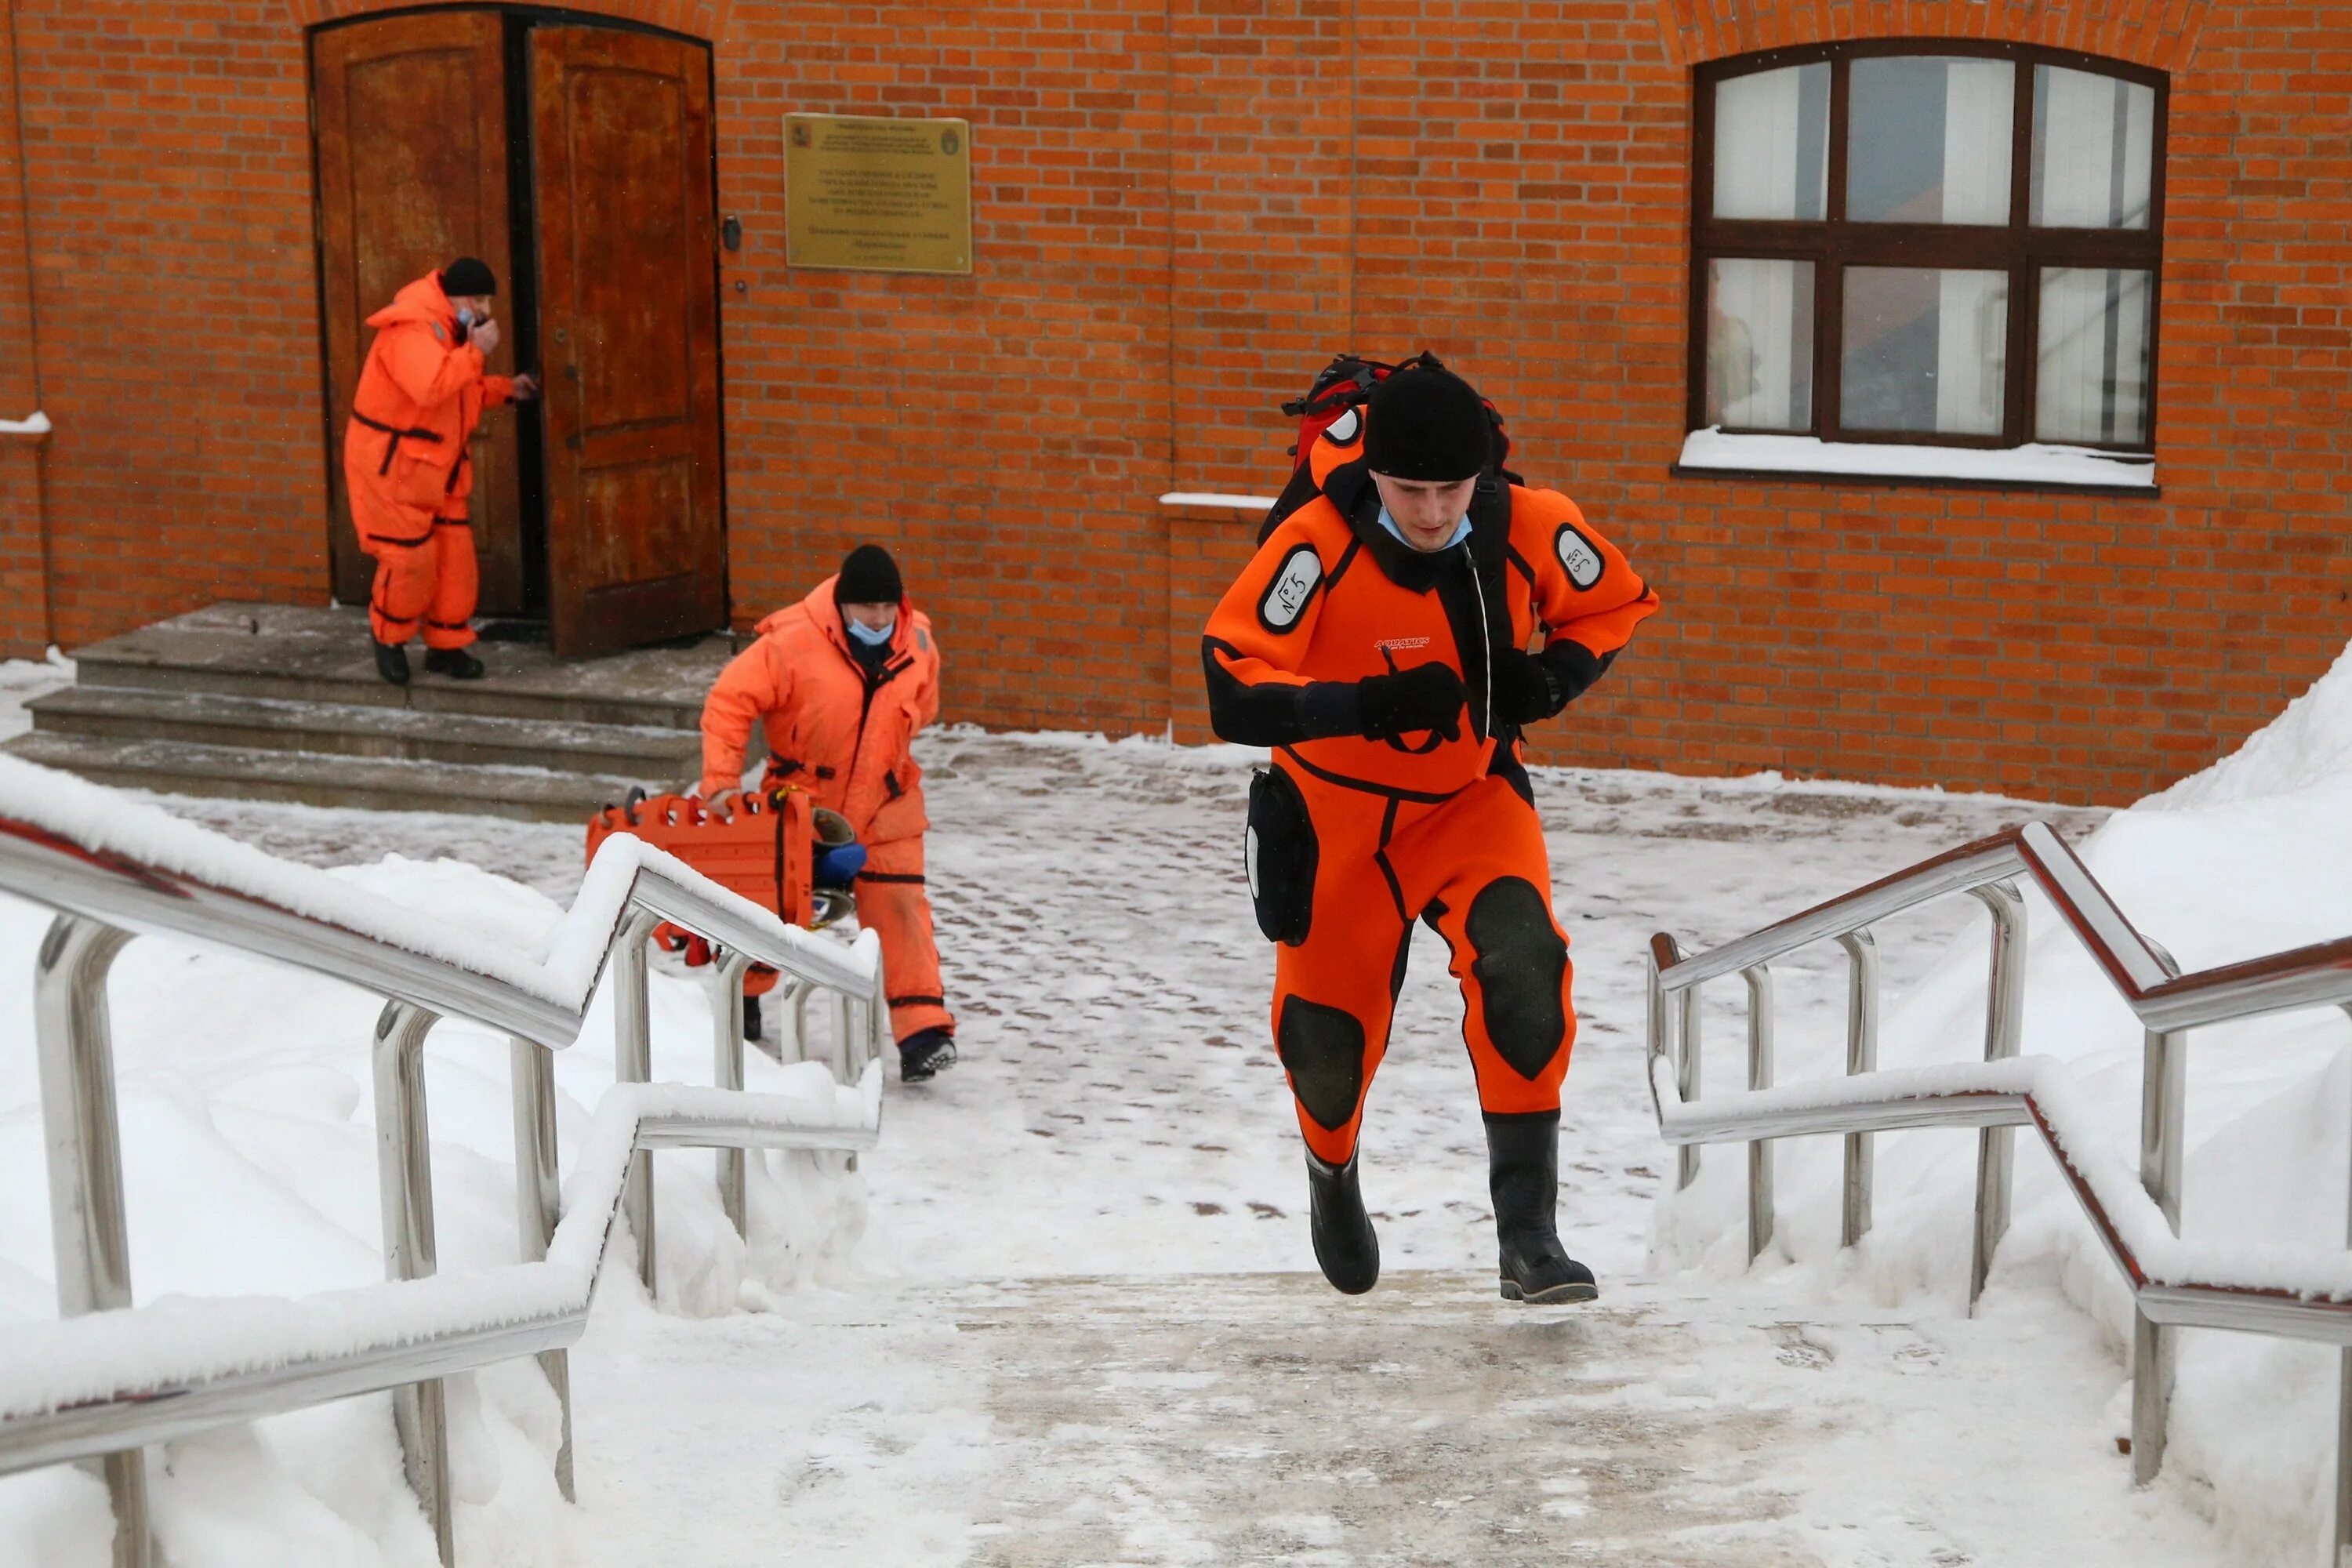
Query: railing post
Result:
<box><xmin>508</xmin><ymin>1033</ymin><xmax>573</xmax><ymax>1502</ymax></box>
<box><xmin>1967</xmin><ymin>880</ymin><xmax>2027</xmax><ymax>1311</ymax></box>
<box><xmin>830</xmin><ymin>989</ymin><xmax>855</xmax><ymax>1084</ymax></box>
<box><xmin>612</xmin><ymin>909</ymin><xmax>663</xmax><ymax>1292</ymax></box>
<box><xmin>372</xmin><ymin>1001</ymin><xmax>452</xmax><ymax>1566</ymax></box>
<box><xmin>1677</xmin><ymin>982</ymin><xmax>1702</xmax><ymax>1190</ymax></box>
<box><xmin>1743</xmin><ymin>963</ymin><xmax>1774</xmax><ymax>1264</ymax></box>
<box><xmin>711</xmin><ymin>952</ymin><xmax>754</xmax><ymax>1236</ymax></box>
<box><xmin>1835</xmin><ymin>928</ymin><xmax>1879</xmax><ymax>1249</ymax></box>
<box><xmin>2130</xmin><ymin>939</ymin><xmax>2186</xmax><ymax>1487</ymax></box>
<box><xmin>2339</xmin><ymin>1003</ymin><xmax>2352</xmax><ymax>1566</ymax></box>
<box><xmin>33</xmin><ymin>915</ymin><xmax>150</xmax><ymax>1568</ymax></box>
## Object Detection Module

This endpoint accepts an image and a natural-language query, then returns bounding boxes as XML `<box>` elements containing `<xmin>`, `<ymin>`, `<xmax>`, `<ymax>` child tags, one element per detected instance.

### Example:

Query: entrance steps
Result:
<box><xmin>5</xmin><ymin>602</ymin><xmax>733</xmax><ymax>821</ymax></box>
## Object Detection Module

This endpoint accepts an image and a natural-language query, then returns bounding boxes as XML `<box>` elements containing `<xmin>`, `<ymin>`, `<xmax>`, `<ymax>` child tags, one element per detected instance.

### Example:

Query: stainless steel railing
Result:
<box><xmin>0</xmin><ymin>785</ymin><xmax>889</xmax><ymax>1568</ymax></box>
<box><xmin>1646</xmin><ymin>818</ymin><xmax>2352</xmax><ymax>1552</ymax></box>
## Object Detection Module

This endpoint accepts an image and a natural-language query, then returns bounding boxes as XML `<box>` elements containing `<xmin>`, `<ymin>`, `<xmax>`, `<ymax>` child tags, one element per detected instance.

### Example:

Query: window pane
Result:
<box><xmin>1706</xmin><ymin>259</ymin><xmax>1817</xmax><ymax>430</ymax></box>
<box><xmin>2037</xmin><ymin>268</ymin><xmax>2154</xmax><ymax>444</ymax></box>
<box><xmin>1841</xmin><ymin>267</ymin><xmax>2009</xmax><ymax>436</ymax></box>
<box><xmin>1713</xmin><ymin>64</ymin><xmax>1831</xmax><ymax>220</ymax></box>
<box><xmin>1848</xmin><ymin>56</ymin><xmax>2015</xmax><ymax>225</ymax></box>
<box><xmin>2032</xmin><ymin>66</ymin><xmax>2156</xmax><ymax>229</ymax></box>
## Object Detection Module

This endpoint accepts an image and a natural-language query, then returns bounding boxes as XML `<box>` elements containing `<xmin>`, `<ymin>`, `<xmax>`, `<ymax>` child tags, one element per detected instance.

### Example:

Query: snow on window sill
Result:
<box><xmin>1673</xmin><ymin>429</ymin><xmax>2158</xmax><ymax>494</ymax></box>
<box><xmin>1</xmin><ymin>411</ymin><xmax>50</xmax><ymax>441</ymax></box>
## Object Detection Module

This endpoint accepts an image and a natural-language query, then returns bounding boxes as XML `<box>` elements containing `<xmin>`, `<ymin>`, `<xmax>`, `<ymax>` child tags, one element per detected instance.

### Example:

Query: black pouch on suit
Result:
<box><xmin>1246</xmin><ymin>765</ymin><xmax>1318</xmax><ymax>946</ymax></box>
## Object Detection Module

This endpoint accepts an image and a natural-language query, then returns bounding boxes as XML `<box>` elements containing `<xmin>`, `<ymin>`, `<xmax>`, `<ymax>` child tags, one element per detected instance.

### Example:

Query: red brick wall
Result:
<box><xmin>0</xmin><ymin>0</ymin><xmax>51</xmax><ymax>654</ymax></box>
<box><xmin>7</xmin><ymin>0</ymin><xmax>2351</xmax><ymax>804</ymax></box>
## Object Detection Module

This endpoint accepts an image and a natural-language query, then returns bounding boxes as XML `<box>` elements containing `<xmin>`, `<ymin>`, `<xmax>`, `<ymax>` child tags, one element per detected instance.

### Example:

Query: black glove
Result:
<box><xmin>1357</xmin><ymin>662</ymin><xmax>1465</xmax><ymax>743</ymax></box>
<box><xmin>1490</xmin><ymin>645</ymin><xmax>1566</xmax><ymax>726</ymax></box>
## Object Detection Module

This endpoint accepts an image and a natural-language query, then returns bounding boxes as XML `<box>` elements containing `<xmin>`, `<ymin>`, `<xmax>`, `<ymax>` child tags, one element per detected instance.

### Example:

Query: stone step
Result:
<box><xmin>71</xmin><ymin>602</ymin><xmax>730</xmax><ymax>731</ymax></box>
<box><xmin>27</xmin><ymin>684</ymin><xmax>701</xmax><ymax>779</ymax></box>
<box><xmin>2</xmin><ymin>730</ymin><xmax>653</xmax><ymax>823</ymax></box>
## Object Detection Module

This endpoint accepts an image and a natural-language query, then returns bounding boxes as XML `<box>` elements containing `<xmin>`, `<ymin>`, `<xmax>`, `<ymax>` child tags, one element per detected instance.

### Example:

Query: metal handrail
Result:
<box><xmin>1646</xmin><ymin>816</ymin><xmax>2352</xmax><ymax>1552</ymax></box>
<box><xmin>0</xmin><ymin>770</ymin><xmax>891</xmax><ymax>1568</ymax></box>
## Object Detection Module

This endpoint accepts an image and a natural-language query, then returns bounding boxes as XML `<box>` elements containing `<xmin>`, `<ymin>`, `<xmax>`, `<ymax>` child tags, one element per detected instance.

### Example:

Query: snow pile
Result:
<box><xmin>1656</xmin><ymin>637</ymin><xmax>2352</xmax><ymax>1564</ymax></box>
<box><xmin>0</xmin><ymin>848</ymin><xmax>873</xmax><ymax>1568</ymax></box>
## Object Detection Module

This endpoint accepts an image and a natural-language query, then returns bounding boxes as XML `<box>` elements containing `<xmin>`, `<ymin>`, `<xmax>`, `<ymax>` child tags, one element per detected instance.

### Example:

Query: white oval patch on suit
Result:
<box><xmin>1555</xmin><ymin>524</ymin><xmax>1604</xmax><ymax>591</ymax></box>
<box><xmin>1321</xmin><ymin>406</ymin><xmax>1361</xmax><ymax>446</ymax></box>
<box><xmin>1260</xmin><ymin>545</ymin><xmax>1323</xmax><ymax>630</ymax></box>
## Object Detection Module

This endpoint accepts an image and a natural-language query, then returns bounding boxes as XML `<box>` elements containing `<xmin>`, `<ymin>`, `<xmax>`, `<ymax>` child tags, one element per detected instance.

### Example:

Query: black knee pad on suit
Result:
<box><xmin>1278</xmin><ymin>996</ymin><xmax>1367</xmax><ymax>1132</ymax></box>
<box><xmin>1465</xmin><ymin>877</ymin><xmax>1567</xmax><ymax>1080</ymax></box>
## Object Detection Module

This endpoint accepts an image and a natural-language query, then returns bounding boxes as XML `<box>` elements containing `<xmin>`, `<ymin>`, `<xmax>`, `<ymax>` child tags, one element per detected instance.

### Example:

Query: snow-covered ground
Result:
<box><xmin>3</xmin><ymin>647</ymin><xmax>2348</xmax><ymax>1564</ymax></box>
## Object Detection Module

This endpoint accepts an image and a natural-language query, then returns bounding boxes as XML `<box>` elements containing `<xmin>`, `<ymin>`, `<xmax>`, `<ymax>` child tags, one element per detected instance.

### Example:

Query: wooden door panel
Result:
<box><xmin>532</xmin><ymin>27</ymin><xmax>727</xmax><ymax>659</ymax></box>
<box><xmin>312</xmin><ymin>13</ymin><xmax>525</xmax><ymax>615</ymax></box>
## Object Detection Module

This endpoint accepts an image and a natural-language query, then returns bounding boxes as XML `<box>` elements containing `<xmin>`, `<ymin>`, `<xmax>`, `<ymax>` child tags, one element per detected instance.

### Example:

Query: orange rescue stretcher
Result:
<box><xmin>584</xmin><ymin>786</ymin><xmax>858</xmax><ymax>996</ymax></box>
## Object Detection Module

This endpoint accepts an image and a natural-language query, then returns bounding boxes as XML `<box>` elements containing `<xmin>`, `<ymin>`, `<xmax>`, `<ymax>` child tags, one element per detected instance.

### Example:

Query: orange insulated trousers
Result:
<box><xmin>1272</xmin><ymin>764</ymin><xmax>1573</xmax><ymax>1166</ymax></box>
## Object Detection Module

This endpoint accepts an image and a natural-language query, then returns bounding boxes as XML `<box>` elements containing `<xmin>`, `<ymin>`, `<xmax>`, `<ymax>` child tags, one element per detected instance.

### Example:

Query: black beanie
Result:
<box><xmin>440</xmin><ymin>257</ymin><xmax>497</xmax><ymax>298</ymax></box>
<box><xmin>1362</xmin><ymin>364</ymin><xmax>1493</xmax><ymax>482</ymax></box>
<box><xmin>836</xmin><ymin>544</ymin><xmax>903</xmax><ymax>605</ymax></box>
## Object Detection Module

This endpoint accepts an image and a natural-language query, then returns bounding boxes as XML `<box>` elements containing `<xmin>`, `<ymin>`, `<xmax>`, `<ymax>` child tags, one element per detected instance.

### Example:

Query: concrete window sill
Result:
<box><xmin>1672</xmin><ymin>430</ymin><xmax>2158</xmax><ymax>496</ymax></box>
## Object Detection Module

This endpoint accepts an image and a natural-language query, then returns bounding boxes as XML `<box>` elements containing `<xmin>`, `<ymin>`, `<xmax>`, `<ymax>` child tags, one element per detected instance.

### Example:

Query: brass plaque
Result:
<box><xmin>785</xmin><ymin>113</ymin><xmax>972</xmax><ymax>274</ymax></box>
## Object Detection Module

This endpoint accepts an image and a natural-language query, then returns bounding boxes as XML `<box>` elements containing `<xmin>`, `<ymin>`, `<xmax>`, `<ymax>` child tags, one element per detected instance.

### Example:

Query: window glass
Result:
<box><xmin>1841</xmin><ymin>267</ymin><xmax>2009</xmax><ymax>436</ymax></box>
<box><xmin>1847</xmin><ymin>56</ymin><xmax>2014</xmax><ymax>224</ymax></box>
<box><xmin>2033</xmin><ymin>66</ymin><xmax>2156</xmax><ymax>229</ymax></box>
<box><xmin>1713</xmin><ymin>64</ymin><xmax>1831</xmax><ymax>220</ymax></box>
<box><xmin>2037</xmin><ymin>267</ymin><xmax>2154</xmax><ymax>444</ymax></box>
<box><xmin>1706</xmin><ymin>259</ymin><xmax>1817</xmax><ymax>429</ymax></box>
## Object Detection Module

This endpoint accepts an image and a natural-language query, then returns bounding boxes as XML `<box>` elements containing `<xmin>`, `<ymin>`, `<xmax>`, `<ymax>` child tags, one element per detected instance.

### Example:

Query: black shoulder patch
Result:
<box><xmin>1553</xmin><ymin>522</ymin><xmax>1604</xmax><ymax>591</ymax></box>
<box><xmin>1258</xmin><ymin>543</ymin><xmax>1324</xmax><ymax>632</ymax></box>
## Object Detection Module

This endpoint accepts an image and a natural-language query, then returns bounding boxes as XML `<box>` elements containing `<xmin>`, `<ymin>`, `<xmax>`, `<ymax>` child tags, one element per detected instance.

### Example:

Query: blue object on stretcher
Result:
<box><xmin>813</xmin><ymin>840</ymin><xmax>867</xmax><ymax>888</ymax></box>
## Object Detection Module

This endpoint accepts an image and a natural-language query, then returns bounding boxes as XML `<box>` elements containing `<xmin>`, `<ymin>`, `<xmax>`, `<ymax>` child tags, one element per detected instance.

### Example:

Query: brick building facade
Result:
<box><xmin>2</xmin><ymin>0</ymin><xmax>2347</xmax><ymax>804</ymax></box>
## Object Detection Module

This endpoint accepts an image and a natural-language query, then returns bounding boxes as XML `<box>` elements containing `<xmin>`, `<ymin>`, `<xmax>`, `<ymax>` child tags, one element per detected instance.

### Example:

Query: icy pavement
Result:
<box><xmin>567</xmin><ymin>1272</ymin><xmax>2221</xmax><ymax>1567</ymax></box>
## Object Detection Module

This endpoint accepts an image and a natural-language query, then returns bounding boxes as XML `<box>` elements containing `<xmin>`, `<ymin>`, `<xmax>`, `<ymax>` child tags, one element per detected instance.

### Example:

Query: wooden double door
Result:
<box><xmin>313</xmin><ymin>11</ymin><xmax>727</xmax><ymax>657</ymax></box>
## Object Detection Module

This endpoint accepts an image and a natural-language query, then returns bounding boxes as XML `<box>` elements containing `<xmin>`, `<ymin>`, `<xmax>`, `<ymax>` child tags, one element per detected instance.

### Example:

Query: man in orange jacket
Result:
<box><xmin>700</xmin><ymin>545</ymin><xmax>957</xmax><ymax>1081</ymax></box>
<box><xmin>1203</xmin><ymin>361</ymin><xmax>1658</xmax><ymax>1302</ymax></box>
<box><xmin>343</xmin><ymin>257</ymin><xmax>537</xmax><ymax>685</ymax></box>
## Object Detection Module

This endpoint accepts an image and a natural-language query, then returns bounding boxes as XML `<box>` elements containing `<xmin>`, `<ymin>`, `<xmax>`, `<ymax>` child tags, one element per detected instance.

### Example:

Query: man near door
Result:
<box><xmin>343</xmin><ymin>256</ymin><xmax>538</xmax><ymax>684</ymax></box>
<box><xmin>699</xmin><ymin>546</ymin><xmax>960</xmax><ymax>1083</ymax></box>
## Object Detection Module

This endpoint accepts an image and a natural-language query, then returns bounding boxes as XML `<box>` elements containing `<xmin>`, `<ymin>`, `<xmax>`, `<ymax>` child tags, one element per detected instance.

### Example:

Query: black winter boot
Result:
<box><xmin>423</xmin><ymin>646</ymin><xmax>486</xmax><ymax>680</ymax></box>
<box><xmin>899</xmin><ymin>1028</ymin><xmax>956</xmax><ymax>1082</ymax></box>
<box><xmin>1485</xmin><ymin>1109</ymin><xmax>1599</xmax><ymax>1304</ymax></box>
<box><xmin>1305</xmin><ymin>1147</ymin><xmax>1379</xmax><ymax>1295</ymax></box>
<box><xmin>373</xmin><ymin>640</ymin><xmax>411</xmax><ymax>686</ymax></box>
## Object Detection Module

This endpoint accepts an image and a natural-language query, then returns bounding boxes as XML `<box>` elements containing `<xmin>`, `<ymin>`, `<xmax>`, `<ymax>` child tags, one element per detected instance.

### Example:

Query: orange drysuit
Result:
<box><xmin>342</xmin><ymin>272</ymin><xmax>515</xmax><ymax>650</ymax></box>
<box><xmin>1203</xmin><ymin>455</ymin><xmax>1658</xmax><ymax>1167</ymax></box>
<box><xmin>700</xmin><ymin>577</ymin><xmax>952</xmax><ymax>1043</ymax></box>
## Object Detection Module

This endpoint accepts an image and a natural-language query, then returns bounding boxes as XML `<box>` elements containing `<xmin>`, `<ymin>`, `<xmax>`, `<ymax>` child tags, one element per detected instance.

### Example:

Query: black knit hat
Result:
<box><xmin>836</xmin><ymin>544</ymin><xmax>903</xmax><ymax>605</ymax></box>
<box><xmin>1362</xmin><ymin>363</ymin><xmax>1493</xmax><ymax>482</ymax></box>
<box><xmin>440</xmin><ymin>257</ymin><xmax>497</xmax><ymax>298</ymax></box>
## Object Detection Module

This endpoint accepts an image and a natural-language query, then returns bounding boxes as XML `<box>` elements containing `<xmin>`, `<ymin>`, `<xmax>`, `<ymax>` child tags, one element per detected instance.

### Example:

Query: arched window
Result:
<box><xmin>1690</xmin><ymin>44</ymin><xmax>2164</xmax><ymax>455</ymax></box>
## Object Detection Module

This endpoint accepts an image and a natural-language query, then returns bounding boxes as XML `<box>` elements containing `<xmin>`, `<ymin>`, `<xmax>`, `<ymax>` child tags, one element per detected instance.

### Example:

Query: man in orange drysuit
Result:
<box><xmin>700</xmin><ymin>545</ymin><xmax>958</xmax><ymax>1082</ymax></box>
<box><xmin>1203</xmin><ymin>361</ymin><xmax>1659</xmax><ymax>1301</ymax></box>
<box><xmin>343</xmin><ymin>257</ymin><xmax>536</xmax><ymax>685</ymax></box>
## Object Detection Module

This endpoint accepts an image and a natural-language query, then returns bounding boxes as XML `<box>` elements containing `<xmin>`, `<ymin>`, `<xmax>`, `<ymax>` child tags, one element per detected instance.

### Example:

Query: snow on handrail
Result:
<box><xmin>0</xmin><ymin>753</ymin><xmax>877</xmax><ymax>1045</ymax></box>
<box><xmin>1653</xmin><ymin>818</ymin><xmax>2352</xmax><ymax>1025</ymax></box>
<box><xmin>0</xmin><ymin>1072</ymin><xmax>881</xmax><ymax>1474</ymax></box>
<box><xmin>1646</xmin><ymin>1054</ymin><xmax>2352</xmax><ymax>1318</ymax></box>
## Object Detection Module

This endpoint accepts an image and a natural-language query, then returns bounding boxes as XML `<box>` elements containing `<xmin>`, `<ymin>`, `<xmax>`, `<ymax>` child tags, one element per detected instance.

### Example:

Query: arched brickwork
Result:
<box><xmin>1651</xmin><ymin>0</ymin><xmax>2212</xmax><ymax>71</ymax></box>
<box><xmin>286</xmin><ymin>0</ymin><xmax>730</xmax><ymax>42</ymax></box>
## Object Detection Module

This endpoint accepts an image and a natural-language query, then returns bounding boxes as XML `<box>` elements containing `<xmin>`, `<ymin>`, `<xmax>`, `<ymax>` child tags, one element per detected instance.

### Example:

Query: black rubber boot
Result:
<box><xmin>1486</xmin><ymin>1109</ymin><xmax>1599</xmax><ymax>1304</ymax></box>
<box><xmin>1305</xmin><ymin>1146</ymin><xmax>1379</xmax><ymax>1295</ymax></box>
<box><xmin>373</xmin><ymin>640</ymin><xmax>411</xmax><ymax>686</ymax></box>
<box><xmin>899</xmin><ymin>1028</ymin><xmax>956</xmax><ymax>1082</ymax></box>
<box><xmin>423</xmin><ymin>646</ymin><xmax>486</xmax><ymax>681</ymax></box>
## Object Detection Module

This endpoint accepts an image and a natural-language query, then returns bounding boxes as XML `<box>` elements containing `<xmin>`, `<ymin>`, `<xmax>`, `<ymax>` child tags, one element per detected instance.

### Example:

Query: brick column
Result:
<box><xmin>0</xmin><ymin>0</ymin><xmax>49</xmax><ymax>657</ymax></box>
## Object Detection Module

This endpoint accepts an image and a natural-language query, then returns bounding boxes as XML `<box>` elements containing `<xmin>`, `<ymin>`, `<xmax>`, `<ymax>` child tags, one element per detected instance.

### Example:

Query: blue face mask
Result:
<box><xmin>456</xmin><ymin>307</ymin><xmax>476</xmax><ymax>328</ymax></box>
<box><xmin>1376</xmin><ymin>506</ymin><xmax>1472</xmax><ymax>551</ymax></box>
<box><xmin>846</xmin><ymin>615</ymin><xmax>895</xmax><ymax>647</ymax></box>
